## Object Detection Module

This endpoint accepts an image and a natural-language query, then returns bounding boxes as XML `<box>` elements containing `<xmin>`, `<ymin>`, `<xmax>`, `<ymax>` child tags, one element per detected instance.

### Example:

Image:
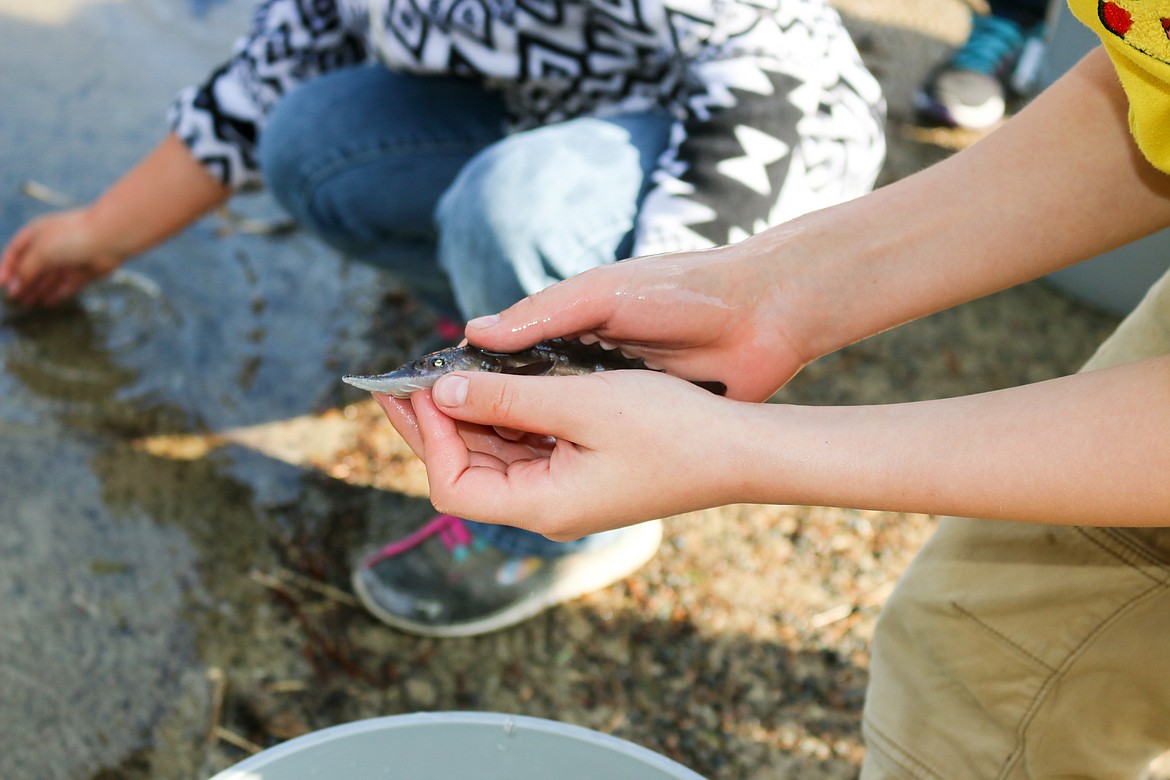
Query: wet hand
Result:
<box><xmin>378</xmin><ymin>370</ymin><xmax>749</xmax><ymax>541</ymax></box>
<box><xmin>463</xmin><ymin>241</ymin><xmax>807</xmax><ymax>402</ymax></box>
<box><xmin>0</xmin><ymin>209</ymin><xmax>123</xmax><ymax>306</ymax></box>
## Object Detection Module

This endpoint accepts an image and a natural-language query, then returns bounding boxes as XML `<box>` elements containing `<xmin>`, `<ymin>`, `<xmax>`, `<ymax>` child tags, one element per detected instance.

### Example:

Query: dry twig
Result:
<box><xmin>206</xmin><ymin>667</ymin><xmax>227</xmax><ymax>744</ymax></box>
<box><xmin>20</xmin><ymin>180</ymin><xmax>73</xmax><ymax>207</ymax></box>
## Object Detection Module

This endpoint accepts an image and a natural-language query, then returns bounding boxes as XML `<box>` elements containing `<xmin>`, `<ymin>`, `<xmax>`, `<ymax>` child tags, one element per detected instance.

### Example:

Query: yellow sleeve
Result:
<box><xmin>1068</xmin><ymin>0</ymin><xmax>1170</xmax><ymax>173</ymax></box>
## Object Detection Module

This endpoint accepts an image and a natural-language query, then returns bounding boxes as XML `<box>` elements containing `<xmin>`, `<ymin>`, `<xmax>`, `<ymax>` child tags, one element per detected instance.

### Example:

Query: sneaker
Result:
<box><xmin>352</xmin><ymin>514</ymin><xmax>664</xmax><ymax>637</ymax></box>
<box><xmin>915</xmin><ymin>14</ymin><xmax>1046</xmax><ymax>130</ymax></box>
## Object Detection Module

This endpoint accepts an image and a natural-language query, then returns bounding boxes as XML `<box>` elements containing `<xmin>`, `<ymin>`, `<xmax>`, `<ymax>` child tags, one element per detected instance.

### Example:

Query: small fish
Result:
<box><xmin>342</xmin><ymin>338</ymin><xmax>726</xmax><ymax>397</ymax></box>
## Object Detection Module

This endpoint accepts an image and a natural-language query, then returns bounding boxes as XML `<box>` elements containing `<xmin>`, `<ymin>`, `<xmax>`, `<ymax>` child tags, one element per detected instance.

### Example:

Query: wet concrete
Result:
<box><xmin>0</xmin><ymin>2</ymin><xmax>415</xmax><ymax>777</ymax></box>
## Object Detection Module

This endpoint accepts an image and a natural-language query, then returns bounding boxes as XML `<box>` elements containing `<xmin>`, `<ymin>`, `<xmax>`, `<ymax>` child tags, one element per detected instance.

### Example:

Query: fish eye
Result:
<box><xmin>431</xmin><ymin>357</ymin><xmax>445</xmax><ymax>368</ymax></box>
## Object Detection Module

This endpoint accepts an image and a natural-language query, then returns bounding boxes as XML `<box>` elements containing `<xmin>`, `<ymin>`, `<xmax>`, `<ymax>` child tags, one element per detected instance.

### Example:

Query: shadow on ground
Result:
<box><xmin>0</xmin><ymin>1</ymin><xmax>1148</xmax><ymax>779</ymax></box>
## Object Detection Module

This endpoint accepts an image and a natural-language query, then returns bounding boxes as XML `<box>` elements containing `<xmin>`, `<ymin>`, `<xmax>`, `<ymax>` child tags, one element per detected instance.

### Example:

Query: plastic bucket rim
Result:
<box><xmin>209</xmin><ymin>710</ymin><xmax>706</xmax><ymax>780</ymax></box>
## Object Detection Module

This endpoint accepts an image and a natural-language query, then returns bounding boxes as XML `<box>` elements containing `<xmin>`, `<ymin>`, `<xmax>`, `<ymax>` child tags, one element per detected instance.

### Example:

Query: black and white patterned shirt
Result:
<box><xmin>170</xmin><ymin>0</ymin><xmax>885</xmax><ymax>254</ymax></box>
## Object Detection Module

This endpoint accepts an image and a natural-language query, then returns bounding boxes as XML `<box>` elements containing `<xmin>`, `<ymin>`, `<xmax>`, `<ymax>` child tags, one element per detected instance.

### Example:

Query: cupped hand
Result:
<box><xmin>464</xmin><ymin>241</ymin><xmax>808</xmax><ymax>402</ymax></box>
<box><xmin>0</xmin><ymin>209</ymin><xmax>124</xmax><ymax>306</ymax></box>
<box><xmin>376</xmin><ymin>369</ymin><xmax>753</xmax><ymax>541</ymax></box>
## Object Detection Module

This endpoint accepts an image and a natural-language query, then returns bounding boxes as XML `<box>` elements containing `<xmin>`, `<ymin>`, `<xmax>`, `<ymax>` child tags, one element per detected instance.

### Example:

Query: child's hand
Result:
<box><xmin>463</xmin><ymin>242</ymin><xmax>808</xmax><ymax>402</ymax></box>
<box><xmin>377</xmin><ymin>370</ymin><xmax>752</xmax><ymax>540</ymax></box>
<box><xmin>0</xmin><ymin>209</ymin><xmax>124</xmax><ymax>306</ymax></box>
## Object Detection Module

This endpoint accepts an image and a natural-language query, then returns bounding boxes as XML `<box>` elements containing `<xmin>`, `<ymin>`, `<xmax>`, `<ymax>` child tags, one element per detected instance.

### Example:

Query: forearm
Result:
<box><xmin>86</xmin><ymin>132</ymin><xmax>231</xmax><ymax>260</ymax></box>
<box><xmin>760</xmin><ymin>47</ymin><xmax>1170</xmax><ymax>363</ymax></box>
<box><xmin>734</xmin><ymin>355</ymin><xmax>1170</xmax><ymax>526</ymax></box>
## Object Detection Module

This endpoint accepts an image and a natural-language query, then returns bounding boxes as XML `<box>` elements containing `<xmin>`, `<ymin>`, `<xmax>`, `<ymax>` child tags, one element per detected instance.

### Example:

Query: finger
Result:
<box><xmin>498</xmin><ymin>423</ymin><xmax>542</xmax><ymax>442</ymax></box>
<box><xmin>517</xmin><ymin>432</ymin><xmax>556</xmax><ymax>454</ymax></box>
<box><xmin>373</xmin><ymin>393</ymin><xmax>424</xmax><ymax>456</ymax></box>
<box><xmin>411</xmin><ymin>392</ymin><xmax>539</xmax><ymax>487</ymax></box>
<box><xmin>16</xmin><ymin>269</ymin><xmax>68</xmax><ymax>308</ymax></box>
<box><xmin>460</xmin><ymin>425</ymin><xmax>550</xmax><ymax>462</ymax></box>
<box><xmin>0</xmin><ymin>227</ymin><xmax>36</xmax><ymax>292</ymax></box>
<box><xmin>410</xmin><ymin>389</ymin><xmax>491</xmax><ymax>506</ymax></box>
<box><xmin>374</xmin><ymin>390</ymin><xmax>545</xmax><ymax>465</ymax></box>
<box><xmin>464</xmin><ymin>263</ymin><xmax>626</xmax><ymax>351</ymax></box>
<box><xmin>430</xmin><ymin>371</ymin><xmax>599</xmax><ymax>442</ymax></box>
<box><xmin>0</xmin><ymin>227</ymin><xmax>33</xmax><ymax>285</ymax></box>
<box><xmin>8</xmin><ymin>242</ymin><xmax>61</xmax><ymax>306</ymax></box>
<box><xmin>491</xmin><ymin>427</ymin><xmax>557</xmax><ymax>457</ymax></box>
<box><xmin>493</xmin><ymin>425</ymin><xmax>528</xmax><ymax>442</ymax></box>
<box><xmin>44</xmin><ymin>269</ymin><xmax>92</xmax><ymax>306</ymax></box>
<box><xmin>10</xmin><ymin>270</ymin><xmax>53</xmax><ymax>307</ymax></box>
<box><xmin>411</xmin><ymin>389</ymin><xmax>471</xmax><ymax>463</ymax></box>
<box><xmin>414</xmin><ymin>393</ymin><xmax>554</xmax><ymax>528</ymax></box>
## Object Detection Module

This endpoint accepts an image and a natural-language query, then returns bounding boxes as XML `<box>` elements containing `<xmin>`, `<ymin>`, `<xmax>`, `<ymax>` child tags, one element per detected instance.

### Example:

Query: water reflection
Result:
<box><xmin>1</xmin><ymin>271</ymin><xmax>180</xmax><ymax>432</ymax></box>
<box><xmin>0</xmin><ymin>1</ymin><xmax>430</xmax><ymax>777</ymax></box>
<box><xmin>0</xmin><ymin>237</ymin><xmax>403</xmax><ymax>431</ymax></box>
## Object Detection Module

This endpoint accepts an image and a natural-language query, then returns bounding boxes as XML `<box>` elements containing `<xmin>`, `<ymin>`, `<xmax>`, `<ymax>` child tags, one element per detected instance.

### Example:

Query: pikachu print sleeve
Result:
<box><xmin>1069</xmin><ymin>0</ymin><xmax>1170</xmax><ymax>172</ymax></box>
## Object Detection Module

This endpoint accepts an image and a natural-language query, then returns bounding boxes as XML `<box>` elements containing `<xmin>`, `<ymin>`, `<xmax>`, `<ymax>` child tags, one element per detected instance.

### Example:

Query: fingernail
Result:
<box><xmin>433</xmin><ymin>375</ymin><xmax>469</xmax><ymax>407</ymax></box>
<box><xmin>466</xmin><ymin>314</ymin><xmax>499</xmax><ymax>330</ymax></box>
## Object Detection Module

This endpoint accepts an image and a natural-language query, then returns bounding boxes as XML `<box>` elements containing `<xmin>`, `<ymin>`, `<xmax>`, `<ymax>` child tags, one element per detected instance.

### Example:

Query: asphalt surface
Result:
<box><xmin>1</xmin><ymin>1</ymin><xmax>1166</xmax><ymax>778</ymax></box>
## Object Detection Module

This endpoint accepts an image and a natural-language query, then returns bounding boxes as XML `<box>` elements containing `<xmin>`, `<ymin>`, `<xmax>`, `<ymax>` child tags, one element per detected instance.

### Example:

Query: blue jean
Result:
<box><xmin>259</xmin><ymin>65</ymin><xmax>672</xmax><ymax>556</ymax></box>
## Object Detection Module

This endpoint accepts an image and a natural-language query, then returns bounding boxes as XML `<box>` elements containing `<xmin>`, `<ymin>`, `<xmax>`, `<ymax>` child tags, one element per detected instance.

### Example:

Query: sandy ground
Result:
<box><xmin>2</xmin><ymin>0</ymin><xmax>1169</xmax><ymax>778</ymax></box>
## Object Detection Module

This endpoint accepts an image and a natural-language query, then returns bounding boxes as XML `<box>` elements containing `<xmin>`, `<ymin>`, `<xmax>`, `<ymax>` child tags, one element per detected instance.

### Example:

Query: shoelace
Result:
<box><xmin>361</xmin><ymin>514</ymin><xmax>473</xmax><ymax>569</ymax></box>
<box><xmin>951</xmin><ymin>15</ymin><xmax>1028</xmax><ymax>77</ymax></box>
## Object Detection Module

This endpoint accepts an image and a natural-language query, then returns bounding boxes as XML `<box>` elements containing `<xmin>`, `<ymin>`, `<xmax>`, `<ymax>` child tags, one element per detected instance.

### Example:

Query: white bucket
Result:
<box><xmin>210</xmin><ymin>711</ymin><xmax>706</xmax><ymax>780</ymax></box>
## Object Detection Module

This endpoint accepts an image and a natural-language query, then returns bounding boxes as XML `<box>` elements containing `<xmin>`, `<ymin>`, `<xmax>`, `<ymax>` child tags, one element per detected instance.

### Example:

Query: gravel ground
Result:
<box><xmin>9</xmin><ymin>1</ymin><xmax>1168</xmax><ymax>778</ymax></box>
<box><xmin>163</xmin><ymin>3</ymin><xmax>1168</xmax><ymax>778</ymax></box>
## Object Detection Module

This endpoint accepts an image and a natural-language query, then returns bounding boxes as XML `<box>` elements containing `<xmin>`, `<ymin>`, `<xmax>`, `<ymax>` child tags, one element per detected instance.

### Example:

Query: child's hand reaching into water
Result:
<box><xmin>0</xmin><ymin>209</ymin><xmax>124</xmax><ymax>306</ymax></box>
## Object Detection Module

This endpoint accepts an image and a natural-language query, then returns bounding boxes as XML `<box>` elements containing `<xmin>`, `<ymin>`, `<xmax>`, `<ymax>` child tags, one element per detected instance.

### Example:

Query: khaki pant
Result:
<box><xmin>861</xmin><ymin>269</ymin><xmax>1170</xmax><ymax>779</ymax></box>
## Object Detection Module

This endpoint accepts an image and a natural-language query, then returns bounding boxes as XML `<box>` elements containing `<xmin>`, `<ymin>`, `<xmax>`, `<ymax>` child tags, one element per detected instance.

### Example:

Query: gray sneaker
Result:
<box><xmin>352</xmin><ymin>514</ymin><xmax>663</xmax><ymax>637</ymax></box>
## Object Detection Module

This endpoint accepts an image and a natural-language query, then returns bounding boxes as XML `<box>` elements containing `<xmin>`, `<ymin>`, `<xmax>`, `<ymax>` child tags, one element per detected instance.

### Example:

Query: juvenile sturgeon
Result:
<box><xmin>342</xmin><ymin>338</ymin><xmax>726</xmax><ymax>397</ymax></box>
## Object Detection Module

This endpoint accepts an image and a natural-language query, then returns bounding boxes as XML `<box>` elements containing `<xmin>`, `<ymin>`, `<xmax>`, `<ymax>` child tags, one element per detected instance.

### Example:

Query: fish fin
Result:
<box><xmin>691</xmin><ymin>380</ymin><xmax>727</xmax><ymax>396</ymax></box>
<box><xmin>505</xmin><ymin>360</ymin><xmax>558</xmax><ymax>377</ymax></box>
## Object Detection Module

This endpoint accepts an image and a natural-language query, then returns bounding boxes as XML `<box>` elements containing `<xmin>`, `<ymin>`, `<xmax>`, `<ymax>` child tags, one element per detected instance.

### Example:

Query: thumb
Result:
<box><xmin>431</xmin><ymin>371</ymin><xmax>596</xmax><ymax>441</ymax></box>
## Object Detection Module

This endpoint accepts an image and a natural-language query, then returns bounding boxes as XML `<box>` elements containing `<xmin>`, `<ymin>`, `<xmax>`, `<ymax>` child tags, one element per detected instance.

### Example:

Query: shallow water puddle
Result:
<box><xmin>0</xmin><ymin>1</ymin><xmax>420</xmax><ymax>777</ymax></box>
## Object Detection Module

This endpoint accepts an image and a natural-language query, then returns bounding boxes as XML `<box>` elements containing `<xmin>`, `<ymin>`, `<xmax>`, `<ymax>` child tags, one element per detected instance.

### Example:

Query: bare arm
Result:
<box><xmin>84</xmin><ymin>132</ymin><xmax>231</xmax><ymax>258</ymax></box>
<box><xmin>468</xmin><ymin>48</ymin><xmax>1170</xmax><ymax>394</ymax></box>
<box><xmin>1</xmin><ymin>133</ymin><xmax>230</xmax><ymax>305</ymax></box>
<box><xmin>772</xmin><ymin>45</ymin><xmax>1170</xmax><ymax>363</ymax></box>
<box><xmin>733</xmin><ymin>357</ymin><xmax>1170</xmax><ymax>526</ymax></box>
<box><xmin>371</xmin><ymin>47</ymin><xmax>1170</xmax><ymax>536</ymax></box>
<box><xmin>381</xmin><ymin>353</ymin><xmax>1170</xmax><ymax>541</ymax></box>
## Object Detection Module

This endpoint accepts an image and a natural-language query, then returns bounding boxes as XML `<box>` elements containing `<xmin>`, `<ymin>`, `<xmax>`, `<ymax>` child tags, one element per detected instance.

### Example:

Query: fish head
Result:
<box><xmin>342</xmin><ymin>345</ymin><xmax>491</xmax><ymax>397</ymax></box>
<box><xmin>344</xmin><ymin>338</ymin><xmax>728</xmax><ymax>397</ymax></box>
